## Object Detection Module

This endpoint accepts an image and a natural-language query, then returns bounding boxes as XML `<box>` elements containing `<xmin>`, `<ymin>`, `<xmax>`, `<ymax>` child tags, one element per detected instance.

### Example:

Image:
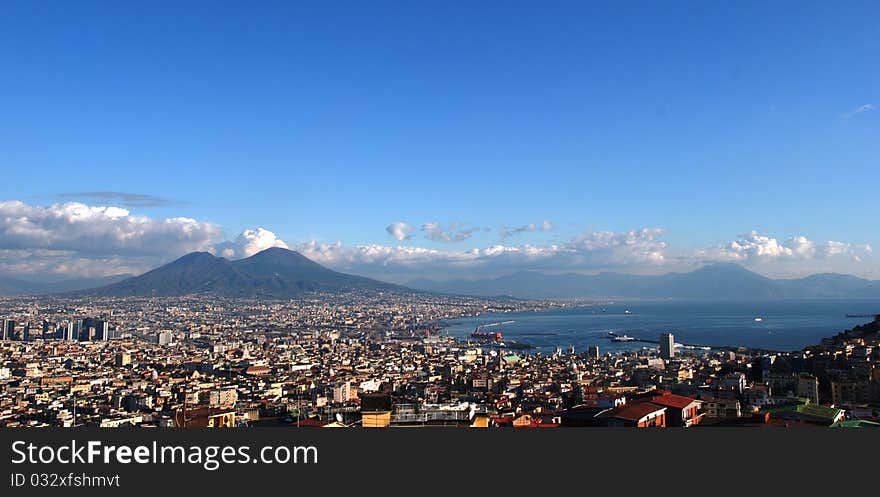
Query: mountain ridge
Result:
<box><xmin>407</xmin><ymin>263</ymin><xmax>880</xmax><ymax>300</ymax></box>
<box><xmin>75</xmin><ymin>247</ymin><xmax>405</xmax><ymax>298</ymax></box>
<box><xmin>3</xmin><ymin>255</ymin><xmax>879</xmax><ymax>300</ymax></box>
<box><xmin>0</xmin><ymin>273</ymin><xmax>133</xmax><ymax>296</ymax></box>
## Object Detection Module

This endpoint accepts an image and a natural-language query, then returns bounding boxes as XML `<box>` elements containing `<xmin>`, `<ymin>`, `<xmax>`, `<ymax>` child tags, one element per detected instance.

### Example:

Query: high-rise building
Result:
<box><xmin>75</xmin><ymin>318</ymin><xmax>110</xmax><ymax>341</ymax></box>
<box><xmin>93</xmin><ymin>320</ymin><xmax>110</xmax><ymax>341</ymax></box>
<box><xmin>797</xmin><ymin>373</ymin><xmax>819</xmax><ymax>404</ymax></box>
<box><xmin>209</xmin><ymin>387</ymin><xmax>238</xmax><ymax>409</ymax></box>
<box><xmin>22</xmin><ymin>323</ymin><xmax>30</xmax><ymax>341</ymax></box>
<box><xmin>65</xmin><ymin>321</ymin><xmax>79</xmax><ymax>341</ymax></box>
<box><xmin>332</xmin><ymin>380</ymin><xmax>351</xmax><ymax>404</ymax></box>
<box><xmin>80</xmin><ymin>318</ymin><xmax>95</xmax><ymax>341</ymax></box>
<box><xmin>78</xmin><ymin>319</ymin><xmax>90</xmax><ymax>341</ymax></box>
<box><xmin>158</xmin><ymin>331</ymin><xmax>174</xmax><ymax>346</ymax></box>
<box><xmin>660</xmin><ymin>332</ymin><xmax>675</xmax><ymax>360</ymax></box>
<box><xmin>115</xmin><ymin>352</ymin><xmax>131</xmax><ymax>367</ymax></box>
<box><xmin>587</xmin><ymin>345</ymin><xmax>600</xmax><ymax>359</ymax></box>
<box><xmin>2</xmin><ymin>320</ymin><xmax>15</xmax><ymax>341</ymax></box>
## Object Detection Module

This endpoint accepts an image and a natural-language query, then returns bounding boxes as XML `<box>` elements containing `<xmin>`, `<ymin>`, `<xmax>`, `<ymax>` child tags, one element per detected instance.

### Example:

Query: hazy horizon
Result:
<box><xmin>4</xmin><ymin>248</ymin><xmax>880</xmax><ymax>290</ymax></box>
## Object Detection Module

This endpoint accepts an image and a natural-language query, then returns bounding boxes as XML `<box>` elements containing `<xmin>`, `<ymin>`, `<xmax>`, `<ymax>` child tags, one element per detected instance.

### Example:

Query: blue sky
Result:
<box><xmin>1</xmin><ymin>1</ymin><xmax>878</xmax><ymax>281</ymax></box>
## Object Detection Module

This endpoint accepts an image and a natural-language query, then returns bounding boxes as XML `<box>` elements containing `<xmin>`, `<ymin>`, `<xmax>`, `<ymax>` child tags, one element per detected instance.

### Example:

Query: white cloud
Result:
<box><xmin>385</xmin><ymin>222</ymin><xmax>415</xmax><ymax>241</ymax></box>
<box><xmin>499</xmin><ymin>220</ymin><xmax>554</xmax><ymax>241</ymax></box>
<box><xmin>0</xmin><ymin>249</ymin><xmax>166</xmax><ymax>277</ymax></box>
<box><xmin>842</xmin><ymin>103</ymin><xmax>874</xmax><ymax>119</ymax></box>
<box><xmin>0</xmin><ymin>200</ymin><xmax>874</xmax><ymax>281</ymax></box>
<box><xmin>421</xmin><ymin>222</ymin><xmax>483</xmax><ymax>243</ymax></box>
<box><xmin>698</xmin><ymin>231</ymin><xmax>868</xmax><ymax>263</ymax></box>
<box><xmin>0</xmin><ymin>201</ymin><xmax>293</xmax><ymax>276</ymax></box>
<box><xmin>216</xmin><ymin>228</ymin><xmax>289</xmax><ymax>259</ymax></box>
<box><xmin>298</xmin><ymin>240</ymin><xmax>473</xmax><ymax>269</ymax></box>
<box><xmin>0</xmin><ymin>200</ymin><xmax>221</xmax><ymax>257</ymax></box>
<box><xmin>296</xmin><ymin>228</ymin><xmax>875</xmax><ymax>282</ymax></box>
<box><xmin>295</xmin><ymin>227</ymin><xmax>669</xmax><ymax>281</ymax></box>
<box><xmin>567</xmin><ymin>228</ymin><xmax>666</xmax><ymax>263</ymax></box>
<box><xmin>703</xmin><ymin>231</ymin><xmax>793</xmax><ymax>261</ymax></box>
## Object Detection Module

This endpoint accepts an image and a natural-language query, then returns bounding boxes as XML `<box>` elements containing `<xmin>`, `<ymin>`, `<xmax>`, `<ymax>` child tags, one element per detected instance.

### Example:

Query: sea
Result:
<box><xmin>438</xmin><ymin>300</ymin><xmax>880</xmax><ymax>354</ymax></box>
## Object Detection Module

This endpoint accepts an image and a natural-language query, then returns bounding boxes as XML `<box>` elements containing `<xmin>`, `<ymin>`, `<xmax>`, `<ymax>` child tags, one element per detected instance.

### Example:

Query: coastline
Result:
<box><xmin>435</xmin><ymin>299</ymin><xmax>880</xmax><ymax>354</ymax></box>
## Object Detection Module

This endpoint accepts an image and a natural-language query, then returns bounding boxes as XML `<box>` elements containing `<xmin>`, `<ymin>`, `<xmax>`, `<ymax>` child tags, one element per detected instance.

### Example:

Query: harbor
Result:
<box><xmin>605</xmin><ymin>331</ymin><xmax>783</xmax><ymax>355</ymax></box>
<box><xmin>607</xmin><ymin>330</ymin><xmax>706</xmax><ymax>349</ymax></box>
<box><xmin>466</xmin><ymin>321</ymin><xmax>536</xmax><ymax>350</ymax></box>
<box><xmin>439</xmin><ymin>301</ymin><xmax>879</xmax><ymax>355</ymax></box>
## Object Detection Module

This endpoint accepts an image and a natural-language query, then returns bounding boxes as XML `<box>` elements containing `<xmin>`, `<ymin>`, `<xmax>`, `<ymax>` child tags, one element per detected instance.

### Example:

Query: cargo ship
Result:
<box><xmin>470</xmin><ymin>321</ymin><xmax>514</xmax><ymax>343</ymax></box>
<box><xmin>471</xmin><ymin>329</ymin><xmax>504</xmax><ymax>343</ymax></box>
<box><xmin>467</xmin><ymin>321</ymin><xmax>535</xmax><ymax>350</ymax></box>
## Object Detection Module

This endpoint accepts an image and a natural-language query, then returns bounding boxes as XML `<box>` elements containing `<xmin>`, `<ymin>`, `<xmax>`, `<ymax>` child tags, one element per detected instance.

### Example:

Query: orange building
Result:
<box><xmin>634</xmin><ymin>391</ymin><xmax>703</xmax><ymax>427</ymax></box>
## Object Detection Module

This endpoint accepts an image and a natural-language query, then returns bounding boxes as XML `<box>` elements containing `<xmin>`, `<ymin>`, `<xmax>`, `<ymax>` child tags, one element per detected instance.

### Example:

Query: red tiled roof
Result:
<box><xmin>643</xmin><ymin>394</ymin><xmax>699</xmax><ymax>410</ymax></box>
<box><xmin>601</xmin><ymin>402</ymin><xmax>667</xmax><ymax>421</ymax></box>
<box><xmin>294</xmin><ymin>418</ymin><xmax>328</xmax><ymax>427</ymax></box>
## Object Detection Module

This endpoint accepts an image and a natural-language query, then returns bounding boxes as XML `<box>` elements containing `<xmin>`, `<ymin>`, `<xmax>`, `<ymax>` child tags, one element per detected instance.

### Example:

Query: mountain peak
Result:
<box><xmin>79</xmin><ymin>246</ymin><xmax>404</xmax><ymax>297</ymax></box>
<box><xmin>243</xmin><ymin>247</ymin><xmax>315</xmax><ymax>263</ymax></box>
<box><xmin>239</xmin><ymin>246</ymin><xmax>321</xmax><ymax>270</ymax></box>
<box><xmin>161</xmin><ymin>251</ymin><xmax>227</xmax><ymax>270</ymax></box>
<box><xmin>175</xmin><ymin>251</ymin><xmax>218</xmax><ymax>261</ymax></box>
<box><xmin>251</xmin><ymin>246</ymin><xmax>298</xmax><ymax>257</ymax></box>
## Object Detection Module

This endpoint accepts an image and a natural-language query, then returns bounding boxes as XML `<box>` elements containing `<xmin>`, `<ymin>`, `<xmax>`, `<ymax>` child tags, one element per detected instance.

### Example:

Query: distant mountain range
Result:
<box><xmin>408</xmin><ymin>263</ymin><xmax>880</xmax><ymax>300</ymax></box>
<box><xmin>3</xmin><ymin>253</ymin><xmax>880</xmax><ymax>301</ymax></box>
<box><xmin>0</xmin><ymin>274</ymin><xmax>132</xmax><ymax>296</ymax></box>
<box><xmin>74</xmin><ymin>247</ymin><xmax>405</xmax><ymax>298</ymax></box>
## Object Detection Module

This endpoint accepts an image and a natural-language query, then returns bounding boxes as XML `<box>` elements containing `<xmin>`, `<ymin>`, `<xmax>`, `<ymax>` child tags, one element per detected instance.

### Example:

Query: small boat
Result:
<box><xmin>624</xmin><ymin>310</ymin><xmax>633</xmax><ymax>315</ymax></box>
<box><xmin>611</xmin><ymin>335</ymin><xmax>636</xmax><ymax>342</ymax></box>
<box><xmin>754</xmin><ymin>317</ymin><xmax>763</xmax><ymax>322</ymax></box>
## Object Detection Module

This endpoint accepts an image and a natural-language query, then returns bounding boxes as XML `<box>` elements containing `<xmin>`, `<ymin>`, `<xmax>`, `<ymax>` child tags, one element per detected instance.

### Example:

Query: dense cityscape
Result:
<box><xmin>2</xmin><ymin>291</ymin><xmax>878</xmax><ymax>429</ymax></box>
<box><xmin>3</xmin><ymin>3</ymin><xmax>879</xmax><ymax>494</ymax></box>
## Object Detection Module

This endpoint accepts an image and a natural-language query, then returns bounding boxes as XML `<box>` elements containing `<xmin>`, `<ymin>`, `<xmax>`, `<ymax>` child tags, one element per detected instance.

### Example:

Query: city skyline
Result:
<box><xmin>3</xmin><ymin>1</ymin><xmax>879</xmax><ymax>281</ymax></box>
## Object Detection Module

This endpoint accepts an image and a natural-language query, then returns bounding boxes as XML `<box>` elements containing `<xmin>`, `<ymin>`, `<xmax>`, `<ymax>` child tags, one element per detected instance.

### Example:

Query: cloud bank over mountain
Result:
<box><xmin>295</xmin><ymin>228</ymin><xmax>871</xmax><ymax>283</ymax></box>
<box><xmin>0</xmin><ymin>200</ymin><xmax>286</xmax><ymax>277</ymax></box>
<box><xmin>0</xmin><ymin>199</ymin><xmax>874</xmax><ymax>282</ymax></box>
<box><xmin>697</xmin><ymin>231</ymin><xmax>869</xmax><ymax>263</ymax></box>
